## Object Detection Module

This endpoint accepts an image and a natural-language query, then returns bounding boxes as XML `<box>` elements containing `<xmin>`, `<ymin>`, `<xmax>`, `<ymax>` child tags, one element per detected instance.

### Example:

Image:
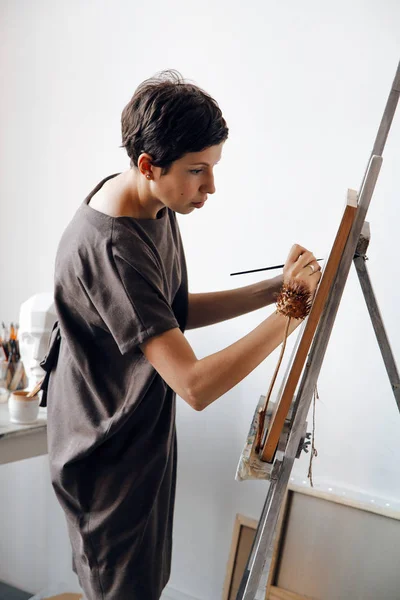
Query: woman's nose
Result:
<box><xmin>201</xmin><ymin>175</ymin><xmax>216</xmax><ymax>195</ymax></box>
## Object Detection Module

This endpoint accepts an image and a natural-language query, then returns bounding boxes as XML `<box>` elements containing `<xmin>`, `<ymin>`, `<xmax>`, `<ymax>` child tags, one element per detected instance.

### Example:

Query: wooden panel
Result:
<box><xmin>261</xmin><ymin>192</ymin><xmax>357</xmax><ymax>462</ymax></box>
<box><xmin>45</xmin><ymin>595</ymin><xmax>83</xmax><ymax>600</ymax></box>
<box><xmin>224</xmin><ymin>501</ymin><xmax>292</xmax><ymax>600</ymax></box>
<box><xmin>223</xmin><ymin>514</ymin><xmax>258</xmax><ymax>600</ymax></box>
<box><xmin>228</xmin><ymin>525</ymin><xmax>258</xmax><ymax>600</ymax></box>
<box><xmin>269</xmin><ymin>586</ymin><xmax>313</xmax><ymax>600</ymax></box>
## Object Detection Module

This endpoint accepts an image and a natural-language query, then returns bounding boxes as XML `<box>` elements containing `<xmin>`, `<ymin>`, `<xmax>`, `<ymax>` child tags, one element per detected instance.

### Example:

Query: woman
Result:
<box><xmin>43</xmin><ymin>70</ymin><xmax>321</xmax><ymax>600</ymax></box>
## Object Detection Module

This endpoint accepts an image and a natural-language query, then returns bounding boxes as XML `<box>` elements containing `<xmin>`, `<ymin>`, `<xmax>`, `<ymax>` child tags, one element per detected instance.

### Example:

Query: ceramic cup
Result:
<box><xmin>8</xmin><ymin>390</ymin><xmax>40</xmax><ymax>424</ymax></box>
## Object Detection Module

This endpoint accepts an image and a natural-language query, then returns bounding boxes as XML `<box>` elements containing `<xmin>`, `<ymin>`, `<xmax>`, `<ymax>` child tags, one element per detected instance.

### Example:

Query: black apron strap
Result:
<box><xmin>39</xmin><ymin>321</ymin><xmax>61</xmax><ymax>407</ymax></box>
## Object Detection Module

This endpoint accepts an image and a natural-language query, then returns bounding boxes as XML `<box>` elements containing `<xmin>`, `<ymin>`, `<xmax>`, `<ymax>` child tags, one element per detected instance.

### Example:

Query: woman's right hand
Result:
<box><xmin>283</xmin><ymin>244</ymin><xmax>322</xmax><ymax>296</ymax></box>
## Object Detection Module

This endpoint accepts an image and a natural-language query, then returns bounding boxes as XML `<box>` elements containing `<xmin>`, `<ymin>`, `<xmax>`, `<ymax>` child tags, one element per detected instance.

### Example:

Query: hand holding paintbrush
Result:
<box><xmin>231</xmin><ymin>256</ymin><xmax>323</xmax><ymax>277</ymax></box>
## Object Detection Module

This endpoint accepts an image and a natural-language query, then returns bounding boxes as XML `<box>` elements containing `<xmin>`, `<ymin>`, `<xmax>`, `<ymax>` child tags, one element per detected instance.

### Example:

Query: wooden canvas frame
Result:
<box><xmin>223</xmin><ymin>513</ymin><xmax>258</xmax><ymax>600</ymax></box>
<box><xmin>260</xmin><ymin>190</ymin><xmax>358</xmax><ymax>462</ymax></box>
<box><xmin>223</xmin><ymin>499</ymin><xmax>313</xmax><ymax>600</ymax></box>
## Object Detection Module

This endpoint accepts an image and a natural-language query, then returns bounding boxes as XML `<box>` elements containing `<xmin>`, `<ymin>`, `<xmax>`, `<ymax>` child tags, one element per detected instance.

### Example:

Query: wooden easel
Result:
<box><xmin>236</xmin><ymin>60</ymin><xmax>400</xmax><ymax>600</ymax></box>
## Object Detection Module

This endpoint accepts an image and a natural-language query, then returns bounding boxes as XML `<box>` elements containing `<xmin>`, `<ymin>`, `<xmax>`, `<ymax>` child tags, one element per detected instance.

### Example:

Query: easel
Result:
<box><xmin>236</xmin><ymin>61</ymin><xmax>400</xmax><ymax>600</ymax></box>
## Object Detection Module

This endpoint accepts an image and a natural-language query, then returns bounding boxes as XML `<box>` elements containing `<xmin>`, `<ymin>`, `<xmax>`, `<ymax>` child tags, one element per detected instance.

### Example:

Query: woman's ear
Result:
<box><xmin>138</xmin><ymin>153</ymin><xmax>154</xmax><ymax>180</ymax></box>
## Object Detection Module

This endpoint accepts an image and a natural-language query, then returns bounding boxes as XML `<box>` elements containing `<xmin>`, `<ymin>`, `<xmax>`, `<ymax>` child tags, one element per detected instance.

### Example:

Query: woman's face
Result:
<box><xmin>145</xmin><ymin>143</ymin><xmax>224</xmax><ymax>216</ymax></box>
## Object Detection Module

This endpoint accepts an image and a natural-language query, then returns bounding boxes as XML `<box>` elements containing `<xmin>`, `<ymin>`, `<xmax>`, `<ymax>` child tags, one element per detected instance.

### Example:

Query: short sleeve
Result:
<box><xmin>79</xmin><ymin>237</ymin><xmax>180</xmax><ymax>355</ymax></box>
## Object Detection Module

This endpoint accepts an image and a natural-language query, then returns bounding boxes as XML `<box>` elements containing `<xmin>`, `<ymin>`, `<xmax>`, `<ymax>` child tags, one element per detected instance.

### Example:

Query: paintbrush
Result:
<box><xmin>230</xmin><ymin>259</ymin><xmax>323</xmax><ymax>277</ymax></box>
<box><xmin>26</xmin><ymin>377</ymin><xmax>44</xmax><ymax>398</ymax></box>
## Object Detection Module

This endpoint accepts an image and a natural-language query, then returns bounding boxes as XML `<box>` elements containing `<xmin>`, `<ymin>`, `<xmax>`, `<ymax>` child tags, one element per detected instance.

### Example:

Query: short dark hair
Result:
<box><xmin>121</xmin><ymin>70</ymin><xmax>229</xmax><ymax>173</ymax></box>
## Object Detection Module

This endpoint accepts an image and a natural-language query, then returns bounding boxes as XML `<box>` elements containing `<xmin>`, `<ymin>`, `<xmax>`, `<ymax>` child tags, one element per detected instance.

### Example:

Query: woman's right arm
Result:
<box><xmin>140</xmin><ymin>244</ymin><xmax>321</xmax><ymax>411</ymax></box>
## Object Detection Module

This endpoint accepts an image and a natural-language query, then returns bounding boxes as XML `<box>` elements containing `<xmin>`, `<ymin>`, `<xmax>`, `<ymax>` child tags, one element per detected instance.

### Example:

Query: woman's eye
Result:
<box><xmin>189</xmin><ymin>169</ymin><xmax>203</xmax><ymax>175</ymax></box>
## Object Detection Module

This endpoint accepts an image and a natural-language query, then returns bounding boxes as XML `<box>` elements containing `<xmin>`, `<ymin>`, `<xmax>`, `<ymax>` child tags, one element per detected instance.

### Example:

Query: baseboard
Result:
<box><xmin>162</xmin><ymin>585</ymin><xmax>200</xmax><ymax>600</ymax></box>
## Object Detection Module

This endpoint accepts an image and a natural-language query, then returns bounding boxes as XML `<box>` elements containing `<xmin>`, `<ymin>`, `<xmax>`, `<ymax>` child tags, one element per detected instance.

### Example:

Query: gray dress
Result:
<box><xmin>45</xmin><ymin>174</ymin><xmax>188</xmax><ymax>600</ymax></box>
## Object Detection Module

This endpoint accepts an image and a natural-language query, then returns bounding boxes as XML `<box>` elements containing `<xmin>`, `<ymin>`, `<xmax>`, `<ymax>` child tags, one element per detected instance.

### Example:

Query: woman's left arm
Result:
<box><xmin>186</xmin><ymin>275</ymin><xmax>283</xmax><ymax>330</ymax></box>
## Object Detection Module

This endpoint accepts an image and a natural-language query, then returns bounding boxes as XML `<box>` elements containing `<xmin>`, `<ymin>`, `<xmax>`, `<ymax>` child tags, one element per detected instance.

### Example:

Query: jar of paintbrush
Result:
<box><xmin>1</xmin><ymin>322</ymin><xmax>34</xmax><ymax>423</ymax></box>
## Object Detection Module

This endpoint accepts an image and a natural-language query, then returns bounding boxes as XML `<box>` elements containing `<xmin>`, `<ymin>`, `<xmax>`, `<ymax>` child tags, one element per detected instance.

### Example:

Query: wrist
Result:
<box><xmin>249</xmin><ymin>275</ymin><xmax>285</xmax><ymax>309</ymax></box>
<box><xmin>269</xmin><ymin>274</ymin><xmax>284</xmax><ymax>302</ymax></box>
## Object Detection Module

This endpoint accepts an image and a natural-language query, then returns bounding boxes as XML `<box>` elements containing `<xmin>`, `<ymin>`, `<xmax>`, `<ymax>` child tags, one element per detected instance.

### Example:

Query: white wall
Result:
<box><xmin>1</xmin><ymin>1</ymin><xmax>400</xmax><ymax>598</ymax></box>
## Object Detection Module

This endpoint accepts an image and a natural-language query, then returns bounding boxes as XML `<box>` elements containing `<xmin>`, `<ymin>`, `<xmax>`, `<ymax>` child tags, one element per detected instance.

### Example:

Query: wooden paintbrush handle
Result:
<box><xmin>26</xmin><ymin>377</ymin><xmax>45</xmax><ymax>398</ymax></box>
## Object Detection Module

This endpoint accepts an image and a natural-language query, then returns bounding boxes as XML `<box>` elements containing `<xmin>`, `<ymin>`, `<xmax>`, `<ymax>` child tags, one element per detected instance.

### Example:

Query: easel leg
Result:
<box><xmin>353</xmin><ymin>254</ymin><xmax>400</xmax><ymax>413</ymax></box>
